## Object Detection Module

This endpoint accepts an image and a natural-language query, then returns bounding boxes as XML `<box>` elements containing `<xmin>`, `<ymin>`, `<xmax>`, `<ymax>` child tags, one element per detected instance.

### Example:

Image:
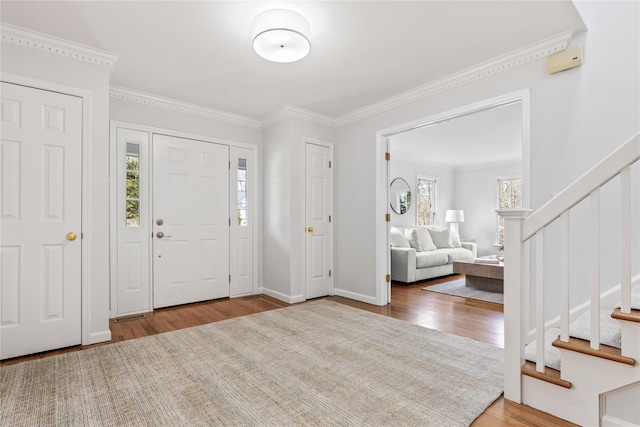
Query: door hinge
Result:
<box><xmin>229</xmin><ymin>160</ymin><xmax>231</xmax><ymax>169</ymax></box>
<box><xmin>329</xmin><ymin>215</ymin><xmax>332</xmax><ymax>223</ymax></box>
<box><xmin>229</xmin><ymin>275</ymin><xmax>231</xmax><ymax>283</ymax></box>
<box><xmin>385</xmin><ymin>274</ymin><xmax>391</xmax><ymax>283</ymax></box>
<box><xmin>229</xmin><ymin>218</ymin><xmax>231</xmax><ymax>226</ymax></box>
<box><xmin>385</xmin><ymin>213</ymin><xmax>391</xmax><ymax>222</ymax></box>
<box><xmin>329</xmin><ymin>160</ymin><xmax>332</xmax><ymax>168</ymax></box>
<box><xmin>329</xmin><ymin>269</ymin><xmax>332</xmax><ymax>277</ymax></box>
<box><xmin>385</xmin><ymin>152</ymin><xmax>391</xmax><ymax>161</ymax></box>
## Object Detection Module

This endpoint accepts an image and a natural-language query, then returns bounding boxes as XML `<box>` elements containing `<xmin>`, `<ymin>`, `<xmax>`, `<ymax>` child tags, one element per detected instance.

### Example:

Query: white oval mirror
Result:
<box><xmin>390</xmin><ymin>178</ymin><xmax>411</xmax><ymax>214</ymax></box>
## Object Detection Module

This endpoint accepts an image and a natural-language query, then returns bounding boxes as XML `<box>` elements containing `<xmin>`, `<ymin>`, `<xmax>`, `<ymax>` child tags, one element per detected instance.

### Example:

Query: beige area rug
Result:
<box><xmin>423</xmin><ymin>278</ymin><xmax>504</xmax><ymax>304</ymax></box>
<box><xmin>1</xmin><ymin>300</ymin><xmax>503</xmax><ymax>426</ymax></box>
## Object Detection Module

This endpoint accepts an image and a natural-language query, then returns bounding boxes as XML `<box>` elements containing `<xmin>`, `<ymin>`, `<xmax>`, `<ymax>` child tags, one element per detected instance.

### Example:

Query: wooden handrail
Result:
<box><xmin>522</xmin><ymin>133</ymin><xmax>640</xmax><ymax>241</ymax></box>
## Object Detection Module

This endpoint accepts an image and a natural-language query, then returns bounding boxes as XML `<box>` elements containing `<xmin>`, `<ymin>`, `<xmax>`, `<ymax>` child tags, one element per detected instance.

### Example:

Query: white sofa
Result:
<box><xmin>390</xmin><ymin>226</ymin><xmax>477</xmax><ymax>283</ymax></box>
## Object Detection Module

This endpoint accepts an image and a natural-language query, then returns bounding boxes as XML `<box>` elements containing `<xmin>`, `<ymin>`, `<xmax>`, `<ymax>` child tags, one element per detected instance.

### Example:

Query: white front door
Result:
<box><xmin>230</xmin><ymin>147</ymin><xmax>254</xmax><ymax>297</ymax></box>
<box><xmin>152</xmin><ymin>134</ymin><xmax>229</xmax><ymax>308</ymax></box>
<box><xmin>305</xmin><ymin>142</ymin><xmax>333</xmax><ymax>299</ymax></box>
<box><xmin>1</xmin><ymin>82</ymin><xmax>83</xmax><ymax>359</ymax></box>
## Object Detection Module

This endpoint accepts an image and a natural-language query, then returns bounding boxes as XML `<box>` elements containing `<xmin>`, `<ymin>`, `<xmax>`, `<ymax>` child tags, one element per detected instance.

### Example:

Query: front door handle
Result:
<box><xmin>156</xmin><ymin>231</ymin><xmax>172</xmax><ymax>238</ymax></box>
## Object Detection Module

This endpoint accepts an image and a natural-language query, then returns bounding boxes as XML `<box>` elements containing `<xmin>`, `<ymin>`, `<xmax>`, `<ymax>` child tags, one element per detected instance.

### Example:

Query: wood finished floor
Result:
<box><xmin>2</xmin><ymin>274</ymin><xmax>576</xmax><ymax>426</ymax></box>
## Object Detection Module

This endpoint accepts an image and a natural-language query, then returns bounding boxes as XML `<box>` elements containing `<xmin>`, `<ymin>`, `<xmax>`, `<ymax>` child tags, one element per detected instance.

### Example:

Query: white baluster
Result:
<box><xmin>560</xmin><ymin>211</ymin><xmax>570</xmax><ymax>342</ymax></box>
<box><xmin>620</xmin><ymin>166</ymin><xmax>631</xmax><ymax>314</ymax></box>
<box><xmin>590</xmin><ymin>189</ymin><xmax>601</xmax><ymax>350</ymax></box>
<box><xmin>535</xmin><ymin>230</ymin><xmax>545</xmax><ymax>373</ymax></box>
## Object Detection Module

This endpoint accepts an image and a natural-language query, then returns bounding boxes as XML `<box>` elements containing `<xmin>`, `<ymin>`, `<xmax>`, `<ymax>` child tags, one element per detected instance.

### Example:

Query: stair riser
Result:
<box><xmin>620</xmin><ymin>322</ymin><xmax>640</xmax><ymax>359</ymax></box>
<box><xmin>523</xmin><ymin>352</ymin><xmax>640</xmax><ymax>426</ymax></box>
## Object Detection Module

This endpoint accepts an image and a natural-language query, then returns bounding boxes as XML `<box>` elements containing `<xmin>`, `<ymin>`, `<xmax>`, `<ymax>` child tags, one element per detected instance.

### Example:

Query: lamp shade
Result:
<box><xmin>445</xmin><ymin>210</ymin><xmax>464</xmax><ymax>223</ymax></box>
<box><xmin>252</xmin><ymin>9</ymin><xmax>311</xmax><ymax>63</ymax></box>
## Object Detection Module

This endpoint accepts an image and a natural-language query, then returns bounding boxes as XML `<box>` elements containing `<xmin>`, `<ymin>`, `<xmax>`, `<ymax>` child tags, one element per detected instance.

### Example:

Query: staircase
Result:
<box><xmin>499</xmin><ymin>132</ymin><xmax>640</xmax><ymax>427</ymax></box>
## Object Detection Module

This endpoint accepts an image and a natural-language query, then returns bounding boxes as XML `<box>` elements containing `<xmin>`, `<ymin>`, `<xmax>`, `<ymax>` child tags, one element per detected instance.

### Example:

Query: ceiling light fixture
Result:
<box><xmin>252</xmin><ymin>9</ymin><xmax>310</xmax><ymax>63</ymax></box>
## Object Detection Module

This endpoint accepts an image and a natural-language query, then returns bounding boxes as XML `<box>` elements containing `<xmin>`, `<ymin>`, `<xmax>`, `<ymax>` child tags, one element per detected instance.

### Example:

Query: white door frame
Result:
<box><xmin>375</xmin><ymin>89</ymin><xmax>531</xmax><ymax>305</ymax></box>
<box><xmin>109</xmin><ymin>121</ymin><xmax>259</xmax><ymax>316</ymax></box>
<box><xmin>1</xmin><ymin>73</ymin><xmax>93</xmax><ymax>345</ymax></box>
<box><xmin>302</xmin><ymin>138</ymin><xmax>335</xmax><ymax>300</ymax></box>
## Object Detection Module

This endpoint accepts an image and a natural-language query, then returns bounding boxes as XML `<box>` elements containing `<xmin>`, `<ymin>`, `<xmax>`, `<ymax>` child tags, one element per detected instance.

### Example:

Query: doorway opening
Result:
<box><xmin>376</xmin><ymin>90</ymin><xmax>531</xmax><ymax>305</ymax></box>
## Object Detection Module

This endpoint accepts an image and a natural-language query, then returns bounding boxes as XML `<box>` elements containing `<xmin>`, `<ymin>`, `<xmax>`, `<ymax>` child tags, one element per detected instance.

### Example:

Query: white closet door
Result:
<box><xmin>305</xmin><ymin>142</ymin><xmax>334</xmax><ymax>299</ymax></box>
<box><xmin>152</xmin><ymin>134</ymin><xmax>229</xmax><ymax>308</ymax></box>
<box><xmin>1</xmin><ymin>82</ymin><xmax>82</xmax><ymax>359</ymax></box>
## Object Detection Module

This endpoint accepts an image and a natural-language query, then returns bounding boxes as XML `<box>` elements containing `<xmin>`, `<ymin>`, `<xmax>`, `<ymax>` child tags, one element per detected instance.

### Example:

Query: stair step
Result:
<box><xmin>611</xmin><ymin>308</ymin><xmax>640</xmax><ymax>323</ymax></box>
<box><xmin>569</xmin><ymin>309</ymin><xmax>622</xmax><ymax>348</ymax></box>
<box><xmin>521</xmin><ymin>361</ymin><xmax>572</xmax><ymax>389</ymax></box>
<box><xmin>552</xmin><ymin>337</ymin><xmax>636</xmax><ymax>366</ymax></box>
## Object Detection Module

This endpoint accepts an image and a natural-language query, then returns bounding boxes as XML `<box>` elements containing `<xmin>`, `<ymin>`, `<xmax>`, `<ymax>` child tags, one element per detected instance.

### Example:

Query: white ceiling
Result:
<box><xmin>0</xmin><ymin>1</ymin><xmax>586</xmax><ymax>120</ymax></box>
<box><xmin>391</xmin><ymin>102</ymin><xmax>523</xmax><ymax>168</ymax></box>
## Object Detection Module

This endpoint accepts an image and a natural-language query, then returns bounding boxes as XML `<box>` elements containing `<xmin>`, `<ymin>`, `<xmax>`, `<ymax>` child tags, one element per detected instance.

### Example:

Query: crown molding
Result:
<box><xmin>109</xmin><ymin>28</ymin><xmax>573</xmax><ymax>130</ymax></box>
<box><xmin>1</xmin><ymin>23</ymin><xmax>119</xmax><ymax>68</ymax></box>
<box><xmin>262</xmin><ymin>104</ymin><xmax>337</xmax><ymax>128</ymax></box>
<box><xmin>335</xmin><ymin>29</ymin><xmax>576</xmax><ymax>127</ymax></box>
<box><xmin>109</xmin><ymin>86</ymin><xmax>263</xmax><ymax>129</ymax></box>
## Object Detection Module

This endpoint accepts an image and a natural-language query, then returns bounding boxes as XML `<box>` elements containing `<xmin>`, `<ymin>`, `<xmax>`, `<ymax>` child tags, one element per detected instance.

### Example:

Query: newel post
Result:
<box><xmin>497</xmin><ymin>208</ymin><xmax>532</xmax><ymax>403</ymax></box>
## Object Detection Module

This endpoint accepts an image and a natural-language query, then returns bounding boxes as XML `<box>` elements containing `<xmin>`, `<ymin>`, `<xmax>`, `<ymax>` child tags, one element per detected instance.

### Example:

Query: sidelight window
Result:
<box><xmin>237</xmin><ymin>158</ymin><xmax>247</xmax><ymax>226</ymax></box>
<box><xmin>126</xmin><ymin>143</ymin><xmax>140</xmax><ymax>227</ymax></box>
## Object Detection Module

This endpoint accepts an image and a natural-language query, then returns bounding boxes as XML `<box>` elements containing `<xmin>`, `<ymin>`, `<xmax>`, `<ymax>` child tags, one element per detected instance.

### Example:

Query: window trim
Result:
<box><xmin>496</xmin><ymin>175</ymin><xmax>523</xmax><ymax>245</ymax></box>
<box><xmin>416</xmin><ymin>174</ymin><xmax>438</xmax><ymax>227</ymax></box>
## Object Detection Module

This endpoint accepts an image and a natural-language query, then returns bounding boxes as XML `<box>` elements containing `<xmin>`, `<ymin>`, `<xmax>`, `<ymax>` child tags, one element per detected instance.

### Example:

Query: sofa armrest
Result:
<box><xmin>390</xmin><ymin>247</ymin><xmax>417</xmax><ymax>283</ymax></box>
<box><xmin>461</xmin><ymin>242</ymin><xmax>477</xmax><ymax>258</ymax></box>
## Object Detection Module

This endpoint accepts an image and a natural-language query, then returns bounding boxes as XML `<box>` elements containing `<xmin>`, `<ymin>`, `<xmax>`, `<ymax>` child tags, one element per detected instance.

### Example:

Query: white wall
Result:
<box><xmin>455</xmin><ymin>161</ymin><xmax>522</xmax><ymax>256</ymax></box>
<box><xmin>110</xmin><ymin>98</ymin><xmax>263</xmax><ymax>146</ymax></box>
<box><xmin>262</xmin><ymin>117</ymin><xmax>334</xmax><ymax>302</ymax></box>
<box><xmin>334</xmin><ymin>1</ymin><xmax>639</xmax><ymax>304</ymax></box>
<box><xmin>389</xmin><ymin>157</ymin><xmax>455</xmax><ymax>229</ymax></box>
<box><xmin>262</xmin><ymin>119</ymin><xmax>293</xmax><ymax>299</ymax></box>
<box><xmin>1</xmin><ymin>42</ymin><xmax>112</xmax><ymax>342</ymax></box>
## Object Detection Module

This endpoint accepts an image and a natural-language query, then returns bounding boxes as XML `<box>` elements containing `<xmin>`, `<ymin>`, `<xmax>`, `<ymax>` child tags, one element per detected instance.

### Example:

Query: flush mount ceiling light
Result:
<box><xmin>252</xmin><ymin>9</ymin><xmax>310</xmax><ymax>63</ymax></box>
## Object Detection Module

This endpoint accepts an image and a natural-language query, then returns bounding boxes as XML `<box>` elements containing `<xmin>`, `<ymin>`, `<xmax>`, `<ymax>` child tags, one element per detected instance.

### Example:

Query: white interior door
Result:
<box><xmin>1</xmin><ymin>82</ymin><xmax>82</xmax><ymax>359</ymax></box>
<box><xmin>152</xmin><ymin>134</ymin><xmax>229</xmax><ymax>308</ymax></box>
<box><xmin>305</xmin><ymin>142</ymin><xmax>333</xmax><ymax>299</ymax></box>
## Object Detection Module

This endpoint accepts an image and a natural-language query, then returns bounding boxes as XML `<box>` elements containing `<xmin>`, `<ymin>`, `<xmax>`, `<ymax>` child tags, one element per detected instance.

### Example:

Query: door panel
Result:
<box><xmin>305</xmin><ymin>142</ymin><xmax>333</xmax><ymax>299</ymax></box>
<box><xmin>115</xmin><ymin>128</ymin><xmax>150</xmax><ymax>315</ymax></box>
<box><xmin>153</xmin><ymin>135</ymin><xmax>229</xmax><ymax>308</ymax></box>
<box><xmin>230</xmin><ymin>147</ymin><xmax>254</xmax><ymax>296</ymax></box>
<box><xmin>0</xmin><ymin>82</ymin><xmax>82</xmax><ymax>360</ymax></box>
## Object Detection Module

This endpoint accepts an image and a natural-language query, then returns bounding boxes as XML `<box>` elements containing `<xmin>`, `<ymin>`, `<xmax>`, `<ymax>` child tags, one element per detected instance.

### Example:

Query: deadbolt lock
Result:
<box><xmin>307</xmin><ymin>227</ymin><xmax>313</xmax><ymax>233</ymax></box>
<box><xmin>156</xmin><ymin>219</ymin><xmax>164</xmax><ymax>226</ymax></box>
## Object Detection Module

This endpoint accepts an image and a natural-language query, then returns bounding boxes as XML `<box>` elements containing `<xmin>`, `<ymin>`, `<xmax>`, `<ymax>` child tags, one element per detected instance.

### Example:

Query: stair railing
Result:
<box><xmin>500</xmin><ymin>132</ymin><xmax>640</xmax><ymax>403</ymax></box>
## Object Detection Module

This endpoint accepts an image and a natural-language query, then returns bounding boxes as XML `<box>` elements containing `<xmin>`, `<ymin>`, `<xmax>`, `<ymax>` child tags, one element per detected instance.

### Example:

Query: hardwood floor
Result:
<box><xmin>1</xmin><ymin>275</ymin><xmax>576</xmax><ymax>426</ymax></box>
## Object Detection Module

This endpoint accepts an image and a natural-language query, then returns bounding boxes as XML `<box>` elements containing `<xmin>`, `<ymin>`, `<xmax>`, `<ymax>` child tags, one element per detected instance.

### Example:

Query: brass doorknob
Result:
<box><xmin>307</xmin><ymin>227</ymin><xmax>313</xmax><ymax>233</ymax></box>
<box><xmin>66</xmin><ymin>232</ymin><xmax>77</xmax><ymax>241</ymax></box>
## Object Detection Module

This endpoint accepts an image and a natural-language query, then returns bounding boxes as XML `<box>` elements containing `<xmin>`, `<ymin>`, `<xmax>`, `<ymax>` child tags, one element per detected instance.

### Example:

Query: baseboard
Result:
<box><xmin>261</xmin><ymin>288</ymin><xmax>304</xmax><ymax>304</ymax></box>
<box><xmin>89</xmin><ymin>330</ymin><xmax>112</xmax><ymax>345</ymax></box>
<box><xmin>333</xmin><ymin>288</ymin><xmax>381</xmax><ymax>306</ymax></box>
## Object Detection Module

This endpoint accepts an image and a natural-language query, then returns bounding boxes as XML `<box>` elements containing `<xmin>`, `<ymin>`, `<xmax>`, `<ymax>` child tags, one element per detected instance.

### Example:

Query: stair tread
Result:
<box><xmin>521</xmin><ymin>361</ymin><xmax>572</xmax><ymax>389</ymax></box>
<box><xmin>611</xmin><ymin>308</ymin><xmax>640</xmax><ymax>323</ymax></box>
<box><xmin>552</xmin><ymin>337</ymin><xmax>636</xmax><ymax>366</ymax></box>
<box><xmin>569</xmin><ymin>309</ymin><xmax>622</xmax><ymax>348</ymax></box>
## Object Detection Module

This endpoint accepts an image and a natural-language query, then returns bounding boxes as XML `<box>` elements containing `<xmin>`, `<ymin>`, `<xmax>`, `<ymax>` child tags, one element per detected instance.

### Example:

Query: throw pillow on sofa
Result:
<box><xmin>415</xmin><ymin>227</ymin><xmax>437</xmax><ymax>251</ymax></box>
<box><xmin>427</xmin><ymin>227</ymin><xmax>455</xmax><ymax>249</ymax></box>
<box><xmin>390</xmin><ymin>226</ymin><xmax>411</xmax><ymax>248</ymax></box>
<box><xmin>406</xmin><ymin>228</ymin><xmax>423</xmax><ymax>251</ymax></box>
